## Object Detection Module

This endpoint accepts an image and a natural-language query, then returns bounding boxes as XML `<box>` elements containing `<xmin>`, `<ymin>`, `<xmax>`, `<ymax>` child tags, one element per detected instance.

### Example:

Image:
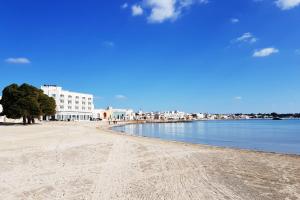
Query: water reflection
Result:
<box><xmin>114</xmin><ymin>120</ymin><xmax>300</xmax><ymax>155</ymax></box>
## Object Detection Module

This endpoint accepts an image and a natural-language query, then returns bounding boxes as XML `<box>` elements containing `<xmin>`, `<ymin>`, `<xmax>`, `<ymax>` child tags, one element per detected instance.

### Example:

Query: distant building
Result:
<box><xmin>41</xmin><ymin>85</ymin><xmax>94</xmax><ymax>121</ymax></box>
<box><xmin>194</xmin><ymin>113</ymin><xmax>205</xmax><ymax>119</ymax></box>
<box><xmin>93</xmin><ymin>107</ymin><xmax>134</xmax><ymax>121</ymax></box>
<box><xmin>92</xmin><ymin>109</ymin><xmax>106</xmax><ymax>120</ymax></box>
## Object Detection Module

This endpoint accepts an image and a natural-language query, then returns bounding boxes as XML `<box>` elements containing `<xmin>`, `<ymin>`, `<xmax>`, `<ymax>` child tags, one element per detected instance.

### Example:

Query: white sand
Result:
<box><xmin>0</xmin><ymin>121</ymin><xmax>299</xmax><ymax>200</ymax></box>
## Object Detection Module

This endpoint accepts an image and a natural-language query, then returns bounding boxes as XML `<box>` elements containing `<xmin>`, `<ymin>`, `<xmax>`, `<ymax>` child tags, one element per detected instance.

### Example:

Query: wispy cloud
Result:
<box><xmin>115</xmin><ymin>94</ymin><xmax>127</xmax><ymax>100</ymax></box>
<box><xmin>5</xmin><ymin>57</ymin><xmax>31</xmax><ymax>64</ymax></box>
<box><xmin>253</xmin><ymin>47</ymin><xmax>279</xmax><ymax>57</ymax></box>
<box><xmin>234</xmin><ymin>96</ymin><xmax>243</xmax><ymax>100</ymax></box>
<box><xmin>275</xmin><ymin>0</ymin><xmax>300</xmax><ymax>10</ymax></box>
<box><xmin>103</xmin><ymin>41</ymin><xmax>115</xmax><ymax>48</ymax></box>
<box><xmin>230</xmin><ymin>18</ymin><xmax>239</xmax><ymax>24</ymax></box>
<box><xmin>128</xmin><ymin>0</ymin><xmax>208</xmax><ymax>23</ymax></box>
<box><xmin>234</xmin><ymin>32</ymin><xmax>257</xmax><ymax>44</ymax></box>
<box><xmin>121</xmin><ymin>3</ymin><xmax>128</xmax><ymax>9</ymax></box>
<box><xmin>132</xmin><ymin>4</ymin><xmax>144</xmax><ymax>16</ymax></box>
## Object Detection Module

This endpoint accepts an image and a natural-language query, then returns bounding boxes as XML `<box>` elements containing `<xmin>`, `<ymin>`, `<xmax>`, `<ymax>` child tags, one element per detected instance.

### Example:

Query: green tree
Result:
<box><xmin>271</xmin><ymin>112</ymin><xmax>278</xmax><ymax>118</ymax></box>
<box><xmin>38</xmin><ymin>91</ymin><xmax>56</xmax><ymax>119</ymax></box>
<box><xmin>0</xmin><ymin>84</ymin><xmax>24</xmax><ymax>120</ymax></box>
<box><xmin>0</xmin><ymin>83</ymin><xmax>56</xmax><ymax>124</ymax></box>
<box><xmin>19</xmin><ymin>84</ymin><xmax>42</xmax><ymax>123</ymax></box>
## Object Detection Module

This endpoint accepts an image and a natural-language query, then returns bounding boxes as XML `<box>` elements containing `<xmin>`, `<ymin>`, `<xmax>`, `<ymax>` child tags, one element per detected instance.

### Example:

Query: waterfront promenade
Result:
<box><xmin>0</xmin><ymin>122</ymin><xmax>299</xmax><ymax>199</ymax></box>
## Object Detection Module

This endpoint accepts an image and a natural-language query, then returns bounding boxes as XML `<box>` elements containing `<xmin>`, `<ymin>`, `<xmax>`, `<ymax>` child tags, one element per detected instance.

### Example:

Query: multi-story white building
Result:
<box><xmin>41</xmin><ymin>85</ymin><xmax>94</xmax><ymax>121</ymax></box>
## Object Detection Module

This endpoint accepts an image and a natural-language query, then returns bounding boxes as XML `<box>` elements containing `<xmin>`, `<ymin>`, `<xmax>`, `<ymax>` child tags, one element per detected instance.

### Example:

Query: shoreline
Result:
<box><xmin>0</xmin><ymin>121</ymin><xmax>299</xmax><ymax>199</ymax></box>
<box><xmin>107</xmin><ymin>121</ymin><xmax>300</xmax><ymax>157</ymax></box>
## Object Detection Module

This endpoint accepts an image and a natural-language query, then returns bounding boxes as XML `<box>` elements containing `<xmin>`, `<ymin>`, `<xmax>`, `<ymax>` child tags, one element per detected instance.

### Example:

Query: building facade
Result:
<box><xmin>41</xmin><ymin>85</ymin><xmax>94</xmax><ymax>121</ymax></box>
<box><xmin>93</xmin><ymin>107</ymin><xmax>135</xmax><ymax>121</ymax></box>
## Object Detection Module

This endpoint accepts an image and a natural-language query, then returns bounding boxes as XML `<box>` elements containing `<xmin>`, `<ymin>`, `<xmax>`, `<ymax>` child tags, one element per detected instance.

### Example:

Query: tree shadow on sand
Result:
<box><xmin>0</xmin><ymin>122</ymin><xmax>42</xmax><ymax>126</ymax></box>
<box><xmin>0</xmin><ymin>122</ymin><xmax>26</xmax><ymax>126</ymax></box>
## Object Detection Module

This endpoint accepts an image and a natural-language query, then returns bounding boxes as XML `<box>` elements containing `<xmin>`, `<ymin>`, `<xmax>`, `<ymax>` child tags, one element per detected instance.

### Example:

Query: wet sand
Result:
<box><xmin>0</xmin><ymin>121</ymin><xmax>299</xmax><ymax>200</ymax></box>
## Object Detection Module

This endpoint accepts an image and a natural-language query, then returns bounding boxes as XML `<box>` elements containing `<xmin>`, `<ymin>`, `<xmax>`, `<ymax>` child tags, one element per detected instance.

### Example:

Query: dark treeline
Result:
<box><xmin>0</xmin><ymin>83</ymin><xmax>56</xmax><ymax>125</ymax></box>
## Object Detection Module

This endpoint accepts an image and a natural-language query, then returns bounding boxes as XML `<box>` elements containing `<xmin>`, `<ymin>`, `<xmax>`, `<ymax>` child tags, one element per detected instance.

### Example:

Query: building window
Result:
<box><xmin>82</xmin><ymin>97</ymin><xmax>86</xmax><ymax>100</ymax></box>
<box><xmin>75</xmin><ymin>101</ymin><xmax>79</xmax><ymax>104</ymax></box>
<box><xmin>88</xmin><ymin>97</ymin><xmax>91</xmax><ymax>101</ymax></box>
<box><xmin>88</xmin><ymin>102</ymin><xmax>91</xmax><ymax>105</ymax></box>
<box><xmin>82</xmin><ymin>107</ymin><xmax>85</xmax><ymax>110</ymax></box>
<box><xmin>60</xmin><ymin>94</ymin><xmax>64</xmax><ymax>98</ymax></box>
<box><xmin>75</xmin><ymin>106</ymin><xmax>79</xmax><ymax>110</ymax></box>
<box><xmin>60</xmin><ymin>106</ymin><xmax>64</xmax><ymax>109</ymax></box>
<box><xmin>76</xmin><ymin>96</ymin><xmax>79</xmax><ymax>99</ymax></box>
<box><xmin>82</xmin><ymin>102</ymin><xmax>86</xmax><ymax>105</ymax></box>
<box><xmin>68</xmin><ymin>100</ymin><xmax>72</xmax><ymax>104</ymax></box>
<box><xmin>68</xmin><ymin>95</ymin><xmax>72</xmax><ymax>98</ymax></box>
<box><xmin>88</xmin><ymin>107</ymin><xmax>91</xmax><ymax>110</ymax></box>
<box><xmin>60</xmin><ymin>100</ymin><xmax>64</xmax><ymax>103</ymax></box>
<box><xmin>68</xmin><ymin>106</ymin><xmax>72</xmax><ymax>110</ymax></box>
<box><xmin>52</xmin><ymin>94</ymin><xmax>56</xmax><ymax>98</ymax></box>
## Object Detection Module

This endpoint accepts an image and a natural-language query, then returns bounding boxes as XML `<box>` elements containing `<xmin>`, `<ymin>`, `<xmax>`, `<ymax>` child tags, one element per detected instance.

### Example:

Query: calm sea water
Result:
<box><xmin>113</xmin><ymin>120</ymin><xmax>300</xmax><ymax>155</ymax></box>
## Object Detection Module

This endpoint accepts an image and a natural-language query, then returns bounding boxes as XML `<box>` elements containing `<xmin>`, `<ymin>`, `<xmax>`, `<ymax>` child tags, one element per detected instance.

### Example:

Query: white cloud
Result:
<box><xmin>275</xmin><ymin>0</ymin><xmax>300</xmax><ymax>10</ymax></box>
<box><xmin>115</xmin><ymin>95</ymin><xmax>127</xmax><ymax>100</ymax></box>
<box><xmin>230</xmin><ymin>18</ymin><xmax>239</xmax><ymax>24</ymax></box>
<box><xmin>121</xmin><ymin>3</ymin><xmax>128</xmax><ymax>9</ymax></box>
<box><xmin>148</xmin><ymin>0</ymin><xmax>208</xmax><ymax>23</ymax></box>
<box><xmin>146</xmin><ymin>0</ymin><xmax>178</xmax><ymax>23</ymax></box>
<box><xmin>103</xmin><ymin>41</ymin><xmax>115</xmax><ymax>48</ymax></box>
<box><xmin>253</xmin><ymin>47</ymin><xmax>279</xmax><ymax>57</ymax></box>
<box><xmin>5</xmin><ymin>57</ymin><xmax>31</xmax><ymax>64</ymax></box>
<box><xmin>129</xmin><ymin>0</ymin><xmax>208</xmax><ymax>23</ymax></box>
<box><xmin>234</xmin><ymin>96</ymin><xmax>242</xmax><ymax>100</ymax></box>
<box><xmin>132</xmin><ymin>5</ymin><xmax>144</xmax><ymax>16</ymax></box>
<box><xmin>234</xmin><ymin>32</ymin><xmax>257</xmax><ymax>44</ymax></box>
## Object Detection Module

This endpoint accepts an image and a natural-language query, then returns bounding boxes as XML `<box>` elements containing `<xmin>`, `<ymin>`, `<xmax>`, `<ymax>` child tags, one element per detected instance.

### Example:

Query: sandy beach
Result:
<box><xmin>0</xmin><ymin>122</ymin><xmax>299</xmax><ymax>200</ymax></box>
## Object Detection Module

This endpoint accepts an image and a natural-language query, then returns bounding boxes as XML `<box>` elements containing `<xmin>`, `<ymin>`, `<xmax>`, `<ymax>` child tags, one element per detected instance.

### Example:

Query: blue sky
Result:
<box><xmin>0</xmin><ymin>0</ymin><xmax>300</xmax><ymax>113</ymax></box>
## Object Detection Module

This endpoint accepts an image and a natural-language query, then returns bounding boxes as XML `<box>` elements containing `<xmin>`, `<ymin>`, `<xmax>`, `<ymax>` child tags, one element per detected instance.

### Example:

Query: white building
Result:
<box><xmin>92</xmin><ymin>109</ymin><xmax>106</xmax><ymax>120</ymax></box>
<box><xmin>195</xmin><ymin>113</ymin><xmax>205</xmax><ymax>119</ymax></box>
<box><xmin>41</xmin><ymin>85</ymin><xmax>94</xmax><ymax>121</ymax></box>
<box><xmin>111</xmin><ymin>108</ymin><xmax>135</xmax><ymax>121</ymax></box>
<box><xmin>93</xmin><ymin>107</ymin><xmax>135</xmax><ymax>121</ymax></box>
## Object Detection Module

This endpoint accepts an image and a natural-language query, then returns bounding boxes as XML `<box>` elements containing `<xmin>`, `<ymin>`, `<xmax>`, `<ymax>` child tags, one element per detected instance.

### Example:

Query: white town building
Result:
<box><xmin>93</xmin><ymin>107</ymin><xmax>135</xmax><ymax>121</ymax></box>
<box><xmin>41</xmin><ymin>85</ymin><xmax>94</xmax><ymax>121</ymax></box>
<box><xmin>92</xmin><ymin>109</ymin><xmax>106</xmax><ymax>120</ymax></box>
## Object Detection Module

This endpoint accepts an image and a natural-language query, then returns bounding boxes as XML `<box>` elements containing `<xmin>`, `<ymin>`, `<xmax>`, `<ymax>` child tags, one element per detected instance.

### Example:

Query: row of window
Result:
<box><xmin>51</xmin><ymin>94</ymin><xmax>92</xmax><ymax>100</ymax></box>
<box><xmin>58</xmin><ymin>94</ymin><xmax>92</xmax><ymax>100</ymax></box>
<box><xmin>59</xmin><ymin>106</ymin><xmax>92</xmax><ymax>110</ymax></box>
<box><xmin>59</xmin><ymin>100</ymin><xmax>92</xmax><ymax>105</ymax></box>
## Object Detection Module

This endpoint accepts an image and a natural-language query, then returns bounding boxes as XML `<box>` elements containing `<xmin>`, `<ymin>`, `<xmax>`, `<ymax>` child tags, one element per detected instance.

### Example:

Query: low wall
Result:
<box><xmin>0</xmin><ymin>116</ymin><xmax>23</xmax><ymax>123</ymax></box>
